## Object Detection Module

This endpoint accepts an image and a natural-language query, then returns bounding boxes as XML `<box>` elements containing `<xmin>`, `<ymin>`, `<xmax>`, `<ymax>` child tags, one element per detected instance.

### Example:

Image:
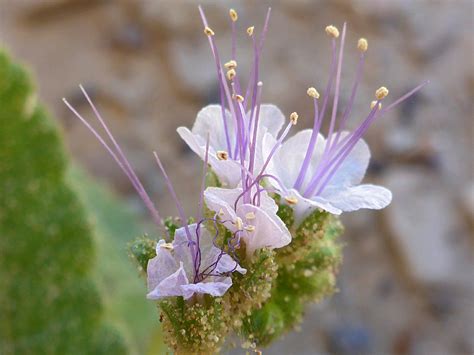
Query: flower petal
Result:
<box><xmin>177</xmin><ymin>126</ymin><xmax>242</xmax><ymax>187</ymax></box>
<box><xmin>323</xmin><ymin>184</ymin><xmax>392</xmax><ymax>212</ymax></box>
<box><xmin>180</xmin><ymin>277</ymin><xmax>233</xmax><ymax>298</ymax></box>
<box><xmin>263</xmin><ymin>130</ymin><xmax>326</xmax><ymax>191</ymax></box>
<box><xmin>147</xmin><ymin>262</ymin><xmax>190</xmax><ymax>300</ymax></box>
<box><xmin>322</xmin><ymin>132</ymin><xmax>370</xmax><ymax>192</ymax></box>
<box><xmin>146</xmin><ymin>240</ymin><xmax>179</xmax><ymax>292</ymax></box>
<box><xmin>191</xmin><ymin>104</ymin><xmax>235</xmax><ymax>151</ymax></box>
<box><xmin>284</xmin><ymin>188</ymin><xmax>342</xmax><ymax>223</ymax></box>
<box><xmin>237</xmin><ymin>204</ymin><xmax>291</xmax><ymax>256</ymax></box>
<box><xmin>256</xmin><ymin>104</ymin><xmax>285</xmax><ymax>137</ymax></box>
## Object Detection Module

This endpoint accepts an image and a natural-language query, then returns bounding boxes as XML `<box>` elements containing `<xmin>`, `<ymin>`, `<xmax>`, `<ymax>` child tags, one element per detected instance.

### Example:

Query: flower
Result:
<box><xmin>177</xmin><ymin>104</ymin><xmax>285</xmax><ymax>187</ymax></box>
<box><xmin>204</xmin><ymin>187</ymin><xmax>291</xmax><ymax>257</ymax></box>
<box><xmin>147</xmin><ymin>223</ymin><xmax>246</xmax><ymax>300</ymax></box>
<box><xmin>263</xmin><ymin>130</ymin><xmax>391</xmax><ymax>221</ymax></box>
<box><xmin>257</xmin><ymin>23</ymin><xmax>427</xmax><ymax>223</ymax></box>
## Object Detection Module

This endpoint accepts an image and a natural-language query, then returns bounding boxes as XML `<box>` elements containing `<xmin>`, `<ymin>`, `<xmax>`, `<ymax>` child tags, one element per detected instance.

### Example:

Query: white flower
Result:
<box><xmin>147</xmin><ymin>223</ymin><xmax>246</xmax><ymax>300</ymax></box>
<box><xmin>204</xmin><ymin>186</ymin><xmax>291</xmax><ymax>257</ymax></box>
<box><xmin>177</xmin><ymin>104</ymin><xmax>284</xmax><ymax>187</ymax></box>
<box><xmin>262</xmin><ymin>129</ymin><xmax>392</xmax><ymax>223</ymax></box>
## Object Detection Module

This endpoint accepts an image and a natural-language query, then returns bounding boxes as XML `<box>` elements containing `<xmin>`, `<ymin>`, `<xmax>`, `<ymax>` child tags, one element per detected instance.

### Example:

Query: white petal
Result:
<box><xmin>324</xmin><ymin>184</ymin><xmax>392</xmax><ymax>212</ymax></box>
<box><xmin>177</xmin><ymin>126</ymin><xmax>242</xmax><ymax>187</ymax></box>
<box><xmin>321</xmin><ymin>132</ymin><xmax>370</xmax><ymax>192</ymax></box>
<box><xmin>285</xmin><ymin>188</ymin><xmax>342</xmax><ymax>224</ymax></box>
<box><xmin>204</xmin><ymin>187</ymin><xmax>241</xmax><ymax>232</ymax></box>
<box><xmin>257</xmin><ymin>104</ymin><xmax>285</xmax><ymax>137</ymax></box>
<box><xmin>192</xmin><ymin>105</ymin><xmax>235</xmax><ymax>151</ymax></box>
<box><xmin>263</xmin><ymin>130</ymin><xmax>326</xmax><ymax>192</ymax></box>
<box><xmin>237</xmin><ymin>204</ymin><xmax>291</xmax><ymax>256</ymax></box>
<box><xmin>180</xmin><ymin>278</ymin><xmax>233</xmax><ymax>298</ymax></box>
<box><xmin>146</xmin><ymin>262</ymin><xmax>190</xmax><ymax>300</ymax></box>
<box><xmin>147</xmin><ymin>240</ymin><xmax>179</xmax><ymax>292</ymax></box>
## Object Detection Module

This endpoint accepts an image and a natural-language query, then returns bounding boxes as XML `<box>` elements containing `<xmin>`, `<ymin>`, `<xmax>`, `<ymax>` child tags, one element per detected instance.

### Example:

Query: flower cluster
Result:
<box><xmin>64</xmin><ymin>6</ymin><xmax>426</xmax><ymax>353</ymax></box>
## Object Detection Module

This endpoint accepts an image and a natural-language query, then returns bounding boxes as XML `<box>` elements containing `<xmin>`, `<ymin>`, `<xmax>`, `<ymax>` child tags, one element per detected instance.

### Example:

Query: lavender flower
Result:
<box><xmin>147</xmin><ymin>223</ymin><xmax>246</xmax><ymax>300</ymax></box>
<box><xmin>177</xmin><ymin>104</ymin><xmax>284</xmax><ymax>187</ymax></box>
<box><xmin>257</xmin><ymin>24</ymin><xmax>428</xmax><ymax>222</ymax></box>
<box><xmin>63</xmin><ymin>85</ymin><xmax>246</xmax><ymax>300</ymax></box>
<box><xmin>204</xmin><ymin>187</ymin><xmax>291</xmax><ymax>257</ymax></box>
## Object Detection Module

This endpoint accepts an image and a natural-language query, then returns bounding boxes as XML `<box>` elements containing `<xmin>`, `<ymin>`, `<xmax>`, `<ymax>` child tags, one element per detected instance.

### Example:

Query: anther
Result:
<box><xmin>160</xmin><ymin>242</ymin><xmax>174</xmax><ymax>250</ymax></box>
<box><xmin>290</xmin><ymin>112</ymin><xmax>299</xmax><ymax>125</ymax></box>
<box><xmin>245</xmin><ymin>212</ymin><xmax>256</xmax><ymax>220</ymax></box>
<box><xmin>244</xmin><ymin>225</ymin><xmax>255</xmax><ymax>232</ymax></box>
<box><xmin>375</xmin><ymin>86</ymin><xmax>389</xmax><ymax>100</ymax></box>
<box><xmin>284</xmin><ymin>196</ymin><xmax>298</xmax><ymax>205</ymax></box>
<box><xmin>224</xmin><ymin>60</ymin><xmax>237</xmax><ymax>69</ymax></box>
<box><xmin>247</xmin><ymin>26</ymin><xmax>254</xmax><ymax>36</ymax></box>
<box><xmin>204</xmin><ymin>26</ymin><xmax>215</xmax><ymax>36</ymax></box>
<box><xmin>325</xmin><ymin>25</ymin><xmax>340</xmax><ymax>38</ymax></box>
<box><xmin>216</xmin><ymin>150</ymin><xmax>229</xmax><ymax>160</ymax></box>
<box><xmin>229</xmin><ymin>8</ymin><xmax>238</xmax><ymax>22</ymax></box>
<box><xmin>234</xmin><ymin>94</ymin><xmax>244</xmax><ymax>102</ymax></box>
<box><xmin>226</xmin><ymin>68</ymin><xmax>236</xmax><ymax>81</ymax></box>
<box><xmin>370</xmin><ymin>100</ymin><xmax>382</xmax><ymax>110</ymax></box>
<box><xmin>307</xmin><ymin>87</ymin><xmax>320</xmax><ymax>99</ymax></box>
<box><xmin>358</xmin><ymin>38</ymin><xmax>368</xmax><ymax>52</ymax></box>
<box><xmin>235</xmin><ymin>217</ymin><xmax>243</xmax><ymax>230</ymax></box>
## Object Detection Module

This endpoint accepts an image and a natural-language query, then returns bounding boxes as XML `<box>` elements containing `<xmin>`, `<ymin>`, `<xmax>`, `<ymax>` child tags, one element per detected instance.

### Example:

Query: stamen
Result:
<box><xmin>307</xmin><ymin>87</ymin><xmax>320</xmax><ymax>99</ymax></box>
<box><xmin>244</xmin><ymin>225</ymin><xmax>256</xmax><ymax>232</ymax></box>
<box><xmin>229</xmin><ymin>8</ymin><xmax>238</xmax><ymax>22</ymax></box>
<box><xmin>216</xmin><ymin>150</ymin><xmax>229</xmax><ymax>160</ymax></box>
<box><xmin>357</xmin><ymin>38</ymin><xmax>368</xmax><ymax>52</ymax></box>
<box><xmin>370</xmin><ymin>100</ymin><xmax>382</xmax><ymax>110</ymax></box>
<box><xmin>247</xmin><ymin>26</ymin><xmax>255</xmax><ymax>36</ymax></box>
<box><xmin>224</xmin><ymin>60</ymin><xmax>237</xmax><ymax>69</ymax></box>
<box><xmin>290</xmin><ymin>112</ymin><xmax>299</xmax><ymax>125</ymax></box>
<box><xmin>226</xmin><ymin>68</ymin><xmax>236</xmax><ymax>81</ymax></box>
<box><xmin>160</xmin><ymin>243</ymin><xmax>174</xmax><ymax>250</ymax></box>
<box><xmin>375</xmin><ymin>86</ymin><xmax>389</xmax><ymax>100</ymax></box>
<box><xmin>325</xmin><ymin>25</ymin><xmax>340</xmax><ymax>38</ymax></box>
<box><xmin>235</xmin><ymin>217</ymin><xmax>243</xmax><ymax>230</ymax></box>
<box><xmin>284</xmin><ymin>196</ymin><xmax>298</xmax><ymax>205</ymax></box>
<box><xmin>204</xmin><ymin>26</ymin><xmax>215</xmax><ymax>36</ymax></box>
<box><xmin>245</xmin><ymin>212</ymin><xmax>256</xmax><ymax>220</ymax></box>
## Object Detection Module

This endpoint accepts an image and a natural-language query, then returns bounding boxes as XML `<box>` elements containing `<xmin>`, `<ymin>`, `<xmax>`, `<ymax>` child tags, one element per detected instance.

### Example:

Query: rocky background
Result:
<box><xmin>1</xmin><ymin>0</ymin><xmax>473</xmax><ymax>354</ymax></box>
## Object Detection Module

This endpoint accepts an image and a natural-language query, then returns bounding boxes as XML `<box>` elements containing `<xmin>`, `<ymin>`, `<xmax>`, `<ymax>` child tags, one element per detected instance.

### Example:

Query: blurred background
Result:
<box><xmin>1</xmin><ymin>0</ymin><xmax>473</xmax><ymax>354</ymax></box>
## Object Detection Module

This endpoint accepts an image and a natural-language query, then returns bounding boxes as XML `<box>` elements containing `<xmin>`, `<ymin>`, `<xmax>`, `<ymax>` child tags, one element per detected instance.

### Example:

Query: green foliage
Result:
<box><xmin>70</xmin><ymin>168</ymin><xmax>164</xmax><ymax>354</ymax></box>
<box><xmin>242</xmin><ymin>209</ymin><xmax>343</xmax><ymax>347</ymax></box>
<box><xmin>0</xmin><ymin>50</ymin><xmax>126</xmax><ymax>354</ymax></box>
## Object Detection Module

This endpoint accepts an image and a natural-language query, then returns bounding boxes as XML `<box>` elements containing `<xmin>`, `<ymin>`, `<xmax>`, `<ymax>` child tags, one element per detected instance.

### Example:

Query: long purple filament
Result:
<box><xmin>63</xmin><ymin>94</ymin><xmax>168</xmax><ymax>237</ymax></box>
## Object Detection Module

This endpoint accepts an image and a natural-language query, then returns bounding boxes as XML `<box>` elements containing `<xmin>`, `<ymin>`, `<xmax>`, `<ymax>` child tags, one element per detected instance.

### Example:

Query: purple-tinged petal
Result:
<box><xmin>146</xmin><ymin>240</ymin><xmax>179</xmax><ymax>292</ymax></box>
<box><xmin>181</xmin><ymin>278</ymin><xmax>233</xmax><ymax>298</ymax></box>
<box><xmin>147</xmin><ymin>262</ymin><xmax>190</xmax><ymax>300</ymax></box>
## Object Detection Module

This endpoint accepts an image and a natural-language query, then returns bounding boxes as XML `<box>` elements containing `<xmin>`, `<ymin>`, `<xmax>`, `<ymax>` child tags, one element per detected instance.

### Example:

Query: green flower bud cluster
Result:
<box><xmin>129</xmin><ymin>205</ymin><xmax>342</xmax><ymax>353</ymax></box>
